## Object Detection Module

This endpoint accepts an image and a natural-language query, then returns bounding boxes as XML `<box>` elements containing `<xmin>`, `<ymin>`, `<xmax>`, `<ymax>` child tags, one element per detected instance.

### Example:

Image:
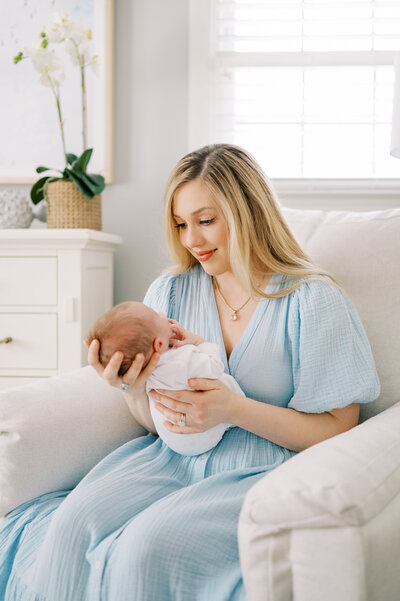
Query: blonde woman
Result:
<box><xmin>0</xmin><ymin>145</ymin><xmax>380</xmax><ymax>601</ymax></box>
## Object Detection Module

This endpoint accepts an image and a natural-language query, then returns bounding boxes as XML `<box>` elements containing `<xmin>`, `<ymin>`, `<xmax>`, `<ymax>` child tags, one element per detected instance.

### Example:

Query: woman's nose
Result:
<box><xmin>183</xmin><ymin>226</ymin><xmax>203</xmax><ymax>248</ymax></box>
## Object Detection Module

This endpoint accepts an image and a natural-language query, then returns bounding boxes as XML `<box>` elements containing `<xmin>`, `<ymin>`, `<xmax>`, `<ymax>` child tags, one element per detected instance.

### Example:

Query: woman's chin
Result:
<box><xmin>198</xmin><ymin>262</ymin><xmax>229</xmax><ymax>278</ymax></box>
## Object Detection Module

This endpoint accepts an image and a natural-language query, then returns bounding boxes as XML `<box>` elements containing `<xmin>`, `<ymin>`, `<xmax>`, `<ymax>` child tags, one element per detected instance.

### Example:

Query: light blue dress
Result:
<box><xmin>0</xmin><ymin>266</ymin><xmax>380</xmax><ymax>601</ymax></box>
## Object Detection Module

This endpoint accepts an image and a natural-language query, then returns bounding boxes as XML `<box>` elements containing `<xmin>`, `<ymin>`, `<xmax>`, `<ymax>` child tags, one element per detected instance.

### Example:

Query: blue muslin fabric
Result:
<box><xmin>0</xmin><ymin>265</ymin><xmax>380</xmax><ymax>601</ymax></box>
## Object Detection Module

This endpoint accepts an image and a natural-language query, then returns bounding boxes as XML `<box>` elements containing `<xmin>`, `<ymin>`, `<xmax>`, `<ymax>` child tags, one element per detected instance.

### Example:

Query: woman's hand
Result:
<box><xmin>149</xmin><ymin>377</ymin><xmax>239</xmax><ymax>433</ymax></box>
<box><xmin>87</xmin><ymin>339</ymin><xmax>160</xmax><ymax>396</ymax></box>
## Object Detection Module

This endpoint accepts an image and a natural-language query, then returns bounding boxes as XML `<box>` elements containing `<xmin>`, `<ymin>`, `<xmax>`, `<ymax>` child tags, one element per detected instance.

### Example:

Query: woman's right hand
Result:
<box><xmin>87</xmin><ymin>339</ymin><xmax>160</xmax><ymax>397</ymax></box>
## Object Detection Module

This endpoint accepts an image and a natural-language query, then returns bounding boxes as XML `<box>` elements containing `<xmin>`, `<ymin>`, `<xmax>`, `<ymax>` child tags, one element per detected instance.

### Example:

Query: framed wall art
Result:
<box><xmin>0</xmin><ymin>0</ymin><xmax>114</xmax><ymax>183</ymax></box>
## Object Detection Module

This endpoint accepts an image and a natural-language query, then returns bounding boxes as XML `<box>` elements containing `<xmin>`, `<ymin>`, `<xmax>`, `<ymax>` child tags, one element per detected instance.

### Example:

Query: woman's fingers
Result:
<box><xmin>187</xmin><ymin>378</ymin><xmax>218</xmax><ymax>390</ymax></box>
<box><xmin>87</xmin><ymin>341</ymin><xmax>159</xmax><ymax>392</ymax></box>
<box><xmin>153</xmin><ymin>401</ymin><xmax>202</xmax><ymax>434</ymax></box>
<box><xmin>150</xmin><ymin>389</ymin><xmax>192</xmax><ymax>411</ymax></box>
<box><xmin>121</xmin><ymin>352</ymin><xmax>160</xmax><ymax>390</ymax></box>
<box><xmin>139</xmin><ymin>352</ymin><xmax>160</xmax><ymax>380</ymax></box>
<box><xmin>87</xmin><ymin>339</ymin><xmax>104</xmax><ymax>374</ymax></box>
<box><xmin>121</xmin><ymin>352</ymin><xmax>147</xmax><ymax>385</ymax></box>
<box><xmin>153</xmin><ymin>402</ymin><xmax>180</xmax><ymax>424</ymax></box>
<box><xmin>103</xmin><ymin>350</ymin><xmax>124</xmax><ymax>383</ymax></box>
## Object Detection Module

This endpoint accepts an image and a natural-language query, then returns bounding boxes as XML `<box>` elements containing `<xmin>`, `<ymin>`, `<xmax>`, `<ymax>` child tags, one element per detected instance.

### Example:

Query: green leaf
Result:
<box><xmin>87</xmin><ymin>173</ymin><xmax>105</xmax><ymax>190</ymax></box>
<box><xmin>79</xmin><ymin>174</ymin><xmax>98</xmax><ymax>195</ymax></box>
<box><xmin>74</xmin><ymin>148</ymin><xmax>93</xmax><ymax>174</ymax></box>
<box><xmin>36</xmin><ymin>166</ymin><xmax>63</xmax><ymax>175</ymax></box>
<box><xmin>66</xmin><ymin>153</ymin><xmax>78</xmax><ymax>166</ymax></box>
<box><xmin>30</xmin><ymin>176</ymin><xmax>53</xmax><ymax>205</ymax></box>
<box><xmin>65</xmin><ymin>169</ymin><xmax>95</xmax><ymax>199</ymax></box>
<box><xmin>81</xmin><ymin>173</ymin><xmax>105</xmax><ymax>195</ymax></box>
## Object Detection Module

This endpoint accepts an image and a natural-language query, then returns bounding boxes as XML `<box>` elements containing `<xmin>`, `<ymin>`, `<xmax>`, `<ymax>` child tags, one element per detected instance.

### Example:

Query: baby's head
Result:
<box><xmin>86</xmin><ymin>301</ymin><xmax>172</xmax><ymax>376</ymax></box>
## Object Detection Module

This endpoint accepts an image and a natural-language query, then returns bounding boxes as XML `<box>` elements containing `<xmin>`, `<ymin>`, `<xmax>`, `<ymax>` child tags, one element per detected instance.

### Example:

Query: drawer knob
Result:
<box><xmin>0</xmin><ymin>337</ymin><xmax>12</xmax><ymax>344</ymax></box>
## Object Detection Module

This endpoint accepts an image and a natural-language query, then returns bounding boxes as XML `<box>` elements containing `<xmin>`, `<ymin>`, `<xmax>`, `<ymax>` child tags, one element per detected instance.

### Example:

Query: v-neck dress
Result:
<box><xmin>0</xmin><ymin>265</ymin><xmax>380</xmax><ymax>601</ymax></box>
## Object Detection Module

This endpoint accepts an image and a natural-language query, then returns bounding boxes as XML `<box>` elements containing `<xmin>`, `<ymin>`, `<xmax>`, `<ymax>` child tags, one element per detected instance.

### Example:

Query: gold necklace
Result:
<box><xmin>213</xmin><ymin>277</ymin><xmax>252</xmax><ymax>321</ymax></box>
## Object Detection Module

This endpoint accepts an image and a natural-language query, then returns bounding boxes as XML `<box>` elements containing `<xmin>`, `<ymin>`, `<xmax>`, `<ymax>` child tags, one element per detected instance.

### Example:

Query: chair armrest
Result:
<box><xmin>0</xmin><ymin>366</ymin><xmax>147</xmax><ymax>517</ymax></box>
<box><xmin>238</xmin><ymin>402</ymin><xmax>400</xmax><ymax>601</ymax></box>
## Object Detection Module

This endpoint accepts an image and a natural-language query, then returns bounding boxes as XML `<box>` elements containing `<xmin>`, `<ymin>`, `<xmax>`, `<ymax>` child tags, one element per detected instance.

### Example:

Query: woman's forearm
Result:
<box><xmin>229</xmin><ymin>394</ymin><xmax>359</xmax><ymax>452</ymax></box>
<box><xmin>123</xmin><ymin>390</ymin><xmax>157</xmax><ymax>435</ymax></box>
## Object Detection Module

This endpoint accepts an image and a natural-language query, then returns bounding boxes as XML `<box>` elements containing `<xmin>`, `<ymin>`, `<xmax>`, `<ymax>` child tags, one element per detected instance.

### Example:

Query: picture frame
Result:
<box><xmin>0</xmin><ymin>0</ymin><xmax>114</xmax><ymax>183</ymax></box>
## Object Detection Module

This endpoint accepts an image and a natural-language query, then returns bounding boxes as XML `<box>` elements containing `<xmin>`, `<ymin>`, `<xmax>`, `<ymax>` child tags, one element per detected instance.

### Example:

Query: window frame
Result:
<box><xmin>188</xmin><ymin>0</ymin><xmax>400</xmax><ymax>205</ymax></box>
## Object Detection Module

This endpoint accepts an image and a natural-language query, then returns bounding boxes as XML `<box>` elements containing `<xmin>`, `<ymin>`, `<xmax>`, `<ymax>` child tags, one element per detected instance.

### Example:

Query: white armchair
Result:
<box><xmin>1</xmin><ymin>207</ymin><xmax>399</xmax><ymax>601</ymax></box>
<box><xmin>239</xmin><ymin>207</ymin><xmax>400</xmax><ymax>601</ymax></box>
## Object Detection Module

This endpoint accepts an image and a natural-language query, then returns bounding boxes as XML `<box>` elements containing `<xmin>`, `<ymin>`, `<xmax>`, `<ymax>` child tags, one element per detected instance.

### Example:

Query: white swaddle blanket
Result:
<box><xmin>146</xmin><ymin>342</ymin><xmax>244</xmax><ymax>455</ymax></box>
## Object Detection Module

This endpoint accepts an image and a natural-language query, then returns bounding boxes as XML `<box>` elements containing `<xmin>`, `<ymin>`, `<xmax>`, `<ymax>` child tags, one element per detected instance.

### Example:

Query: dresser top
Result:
<box><xmin>0</xmin><ymin>229</ymin><xmax>122</xmax><ymax>250</ymax></box>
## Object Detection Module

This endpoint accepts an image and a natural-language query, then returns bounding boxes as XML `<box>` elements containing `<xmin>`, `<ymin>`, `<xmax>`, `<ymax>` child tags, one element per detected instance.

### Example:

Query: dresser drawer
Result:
<box><xmin>0</xmin><ymin>258</ymin><xmax>57</xmax><ymax>305</ymax></box>
<box><xmin>0</xmin><ymin>313</ymin><xmax>57</xmax><ymax>369</ymax></box>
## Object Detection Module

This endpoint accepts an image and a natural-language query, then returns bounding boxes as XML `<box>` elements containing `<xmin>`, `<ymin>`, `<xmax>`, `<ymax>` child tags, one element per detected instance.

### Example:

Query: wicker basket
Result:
<box><xmin>46</xmin><ymin>180</ymin><xmax>102</xmax><ymax>230</ymax></box>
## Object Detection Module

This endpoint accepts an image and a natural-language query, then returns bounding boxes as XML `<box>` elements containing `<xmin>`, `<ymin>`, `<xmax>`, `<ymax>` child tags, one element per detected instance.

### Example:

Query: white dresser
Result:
<box><xmin>0</xmin><ymin>229</ymin><xmax>122</xmax><ymax>389</ymax></box>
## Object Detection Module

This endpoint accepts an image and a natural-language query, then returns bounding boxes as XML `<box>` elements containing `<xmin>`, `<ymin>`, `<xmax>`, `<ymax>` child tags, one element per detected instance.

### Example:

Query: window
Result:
<box><xmin>189</xmin><ymin>0</ymin><xmax>400</xmax><ymax>182</ymax></box>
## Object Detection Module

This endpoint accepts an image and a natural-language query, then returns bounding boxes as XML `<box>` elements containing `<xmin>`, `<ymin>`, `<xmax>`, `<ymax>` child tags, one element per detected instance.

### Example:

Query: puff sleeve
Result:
<box><xmin>142</xmin><ymin>273</ymin><xmax>177</xmax><ymax>317</ymax></box>
<box><xmin>287</xmin><ymin>279</ymin><xmax>380</xmax><ymax>414</ymax></box>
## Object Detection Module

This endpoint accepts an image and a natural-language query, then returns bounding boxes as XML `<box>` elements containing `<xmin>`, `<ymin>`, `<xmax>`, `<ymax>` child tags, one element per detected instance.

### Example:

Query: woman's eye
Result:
<box><xmin>174</xmin><ymin>218</ymin><xmax>214</xmax><ymax>229</ymax></box>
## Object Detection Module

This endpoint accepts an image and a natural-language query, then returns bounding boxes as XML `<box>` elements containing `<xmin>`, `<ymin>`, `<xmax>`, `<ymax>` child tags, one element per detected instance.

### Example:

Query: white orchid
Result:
<box><xmin>13</xmin><ymin>12</ymin><xmax>105</xmax><ymax>204</ymax></box>
<box><xmin>43</xmin><ymin>13</ymin><xmax>68</xmax><ymax>43</ymax></box>
<box><xmin>43</xmin><ymin>12</ymin><xmax>85</xmax><ymax>44</ymax></box>
<box><xmin>14</xmin><ymin>11</ymin><xmax>98</xmax><ymax>154</ymax></box>
<box><xmin>24</xmin><ymin>45</ymin><xmax>65</xmax><ymax>86</ymax></box>
<box><xmin>63</xmin><ymin>37</ymin><xmax>94</xmax><ymax>66</ymax></box>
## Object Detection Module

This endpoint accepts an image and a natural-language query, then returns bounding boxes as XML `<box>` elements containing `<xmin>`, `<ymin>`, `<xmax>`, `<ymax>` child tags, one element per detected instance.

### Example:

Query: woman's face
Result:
<box><xmin>172</xmin><ymin>180</ymin><xmax>230</xmax><ymax>276</ymax></box>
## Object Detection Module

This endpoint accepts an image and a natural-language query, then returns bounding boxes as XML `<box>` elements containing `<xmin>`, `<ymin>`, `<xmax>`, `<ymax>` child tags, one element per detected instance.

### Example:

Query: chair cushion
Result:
<box><xmin>282</xmin><ymin>207</ymin><xmax>400</xmax><ymax>421</ymax></box>
<box><xmin>239</xmin><ymin>400</ymin><xmax>400</xmax><ymax>601</ymax></box>
<box><xmin>0</xmin><ymin>366</ymin><xmax>145</xmax><ymax>517</ymax></box>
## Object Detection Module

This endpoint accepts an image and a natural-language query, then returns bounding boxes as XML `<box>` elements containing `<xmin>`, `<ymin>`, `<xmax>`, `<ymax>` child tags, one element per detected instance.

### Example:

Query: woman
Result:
<box><xmin>0</xmin><ymin>144</ymin><xmax>380</xmax><ymax>600</ymax></box>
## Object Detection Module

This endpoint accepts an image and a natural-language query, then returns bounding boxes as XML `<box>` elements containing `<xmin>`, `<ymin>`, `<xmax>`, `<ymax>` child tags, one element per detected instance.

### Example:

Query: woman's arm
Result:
<box><xmin>122</xmin><ymin>389</ymin><xmax>157</xmax><ymax>435</ymax></box>
<box><xmin>150</xmin><ymin>378</ymin><xmax>360</xmax><ymax>452</ymax></box>
<box><xmin>88</xmin><ymin>339</ymin><xmax>158</xmax><ymax>434</ymax></box>
<box><xmin>229</xmin><ymin>392</ymin><xmax>360</xmax><ymax>452</ymax></box>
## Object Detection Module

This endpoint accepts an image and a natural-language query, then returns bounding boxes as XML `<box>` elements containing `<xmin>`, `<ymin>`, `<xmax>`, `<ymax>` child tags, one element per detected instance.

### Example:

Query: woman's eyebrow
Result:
<box><xmin>173</xmin><ymin>206</ymin><xmax>214</xmax><ymax>218</ymax></box>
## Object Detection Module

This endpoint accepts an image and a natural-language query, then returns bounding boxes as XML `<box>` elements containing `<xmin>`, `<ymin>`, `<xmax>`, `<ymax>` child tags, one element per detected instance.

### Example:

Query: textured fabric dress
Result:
<box><xmin>0</xmin><ymin>266</ymin><xmax>380</xmax><ymax>601</ymax></box>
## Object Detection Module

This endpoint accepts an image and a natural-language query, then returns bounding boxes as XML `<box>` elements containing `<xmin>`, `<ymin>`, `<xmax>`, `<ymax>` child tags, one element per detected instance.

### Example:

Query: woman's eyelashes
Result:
<box><xmin>175</xmin><ymin>218</ymin><xmax>215</xmax><ymax>229</ymax></box>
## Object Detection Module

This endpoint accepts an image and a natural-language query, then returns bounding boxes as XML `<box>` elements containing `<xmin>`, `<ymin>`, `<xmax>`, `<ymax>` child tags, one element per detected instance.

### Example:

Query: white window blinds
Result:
<box><xmin>198</xmin><ymin>0</ymin><xmax>400</xmax><ymax>179</ymax></box>
<box><xmin>216</xmin><ymin>1</ymin><xmax>400</xmax><ymax>53</ymax></box>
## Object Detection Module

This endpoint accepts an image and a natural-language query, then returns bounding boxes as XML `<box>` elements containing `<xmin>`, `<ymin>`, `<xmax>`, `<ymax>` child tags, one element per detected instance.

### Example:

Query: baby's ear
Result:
<box><xmin>153</xmin><ymin>337</ymin><xmax>166</xmax><ymax>353</ymax></box>
<box><xmin>83</xmin><ymin>337</ymin><xmax>90</xmax><ymax>348</ymax></box>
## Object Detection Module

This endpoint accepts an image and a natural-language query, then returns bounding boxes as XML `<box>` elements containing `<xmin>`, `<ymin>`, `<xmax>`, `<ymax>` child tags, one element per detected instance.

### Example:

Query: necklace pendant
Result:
<box><xmin>231</xmin><ymin>312</ymin><xmax>238</xmax><ymax>321</ymax></box>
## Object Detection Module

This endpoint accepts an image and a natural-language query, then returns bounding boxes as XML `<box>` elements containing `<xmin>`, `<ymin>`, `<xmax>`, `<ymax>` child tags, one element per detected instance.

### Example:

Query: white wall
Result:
<box><xmin>106</xmin><ymin>0</ymin><xmax>189</xmax><ymax>303</ymax></box>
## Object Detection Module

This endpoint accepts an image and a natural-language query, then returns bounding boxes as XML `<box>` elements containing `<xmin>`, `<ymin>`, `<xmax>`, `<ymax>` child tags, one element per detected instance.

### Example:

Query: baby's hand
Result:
<box><xmin>168</xmin><ymin>319</ymin><xmax>205</xmax><ymax>347</ymax></box>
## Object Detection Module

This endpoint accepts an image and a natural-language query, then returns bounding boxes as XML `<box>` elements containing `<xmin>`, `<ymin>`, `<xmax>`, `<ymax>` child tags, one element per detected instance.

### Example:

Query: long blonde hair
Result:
<box><xmin>164</xmin><ymin>144</ymin><xmax>338</xmax><ymax>298</ymax></box>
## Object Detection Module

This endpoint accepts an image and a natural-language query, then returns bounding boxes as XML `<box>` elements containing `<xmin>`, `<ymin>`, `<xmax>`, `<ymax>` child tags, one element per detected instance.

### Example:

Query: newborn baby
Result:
<box><xmin>86</xmin><ymin>301</ymin><xmax>244</xmax><ymax>455</ymax></box>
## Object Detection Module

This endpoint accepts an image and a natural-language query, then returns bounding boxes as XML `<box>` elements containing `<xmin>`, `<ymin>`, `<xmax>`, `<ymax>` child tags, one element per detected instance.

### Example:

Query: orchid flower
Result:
<box><xmin>13</xmin><ymin>12</ymin><xmax>105</xmax><ymax>204</ymax></box>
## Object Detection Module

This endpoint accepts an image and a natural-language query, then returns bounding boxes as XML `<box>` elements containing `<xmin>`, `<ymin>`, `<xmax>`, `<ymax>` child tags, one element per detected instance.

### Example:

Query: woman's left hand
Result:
<box><xmin>149</xmin><ymin>378</ymin><xmax>237</xmax><ymax>433</ymax></box>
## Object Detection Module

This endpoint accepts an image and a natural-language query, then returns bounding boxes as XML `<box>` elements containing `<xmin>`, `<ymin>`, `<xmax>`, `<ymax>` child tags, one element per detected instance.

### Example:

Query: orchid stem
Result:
<box><xmin>81</xmin><ymin>63</ymin><xmax>87</xmax><ymax>151</ymax></box>
<box><xmin>48</xmin><ymin>75</ymin><xmax>67</xmax><ymax>167</ymax></box>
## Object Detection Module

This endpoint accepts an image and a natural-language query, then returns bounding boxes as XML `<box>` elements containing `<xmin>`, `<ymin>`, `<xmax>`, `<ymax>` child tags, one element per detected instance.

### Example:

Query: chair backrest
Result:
<box><xmin>282</xmin><ymin>207</ymin><xmax>400</xmax><ymax>422</ymax></box>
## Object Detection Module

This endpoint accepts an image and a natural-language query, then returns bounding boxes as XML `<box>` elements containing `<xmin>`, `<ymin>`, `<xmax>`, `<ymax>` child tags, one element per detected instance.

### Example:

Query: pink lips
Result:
<box><xmin>196</xmin><ymin>249</ymin><xmax>216</xmax><ymax>262</ymax></box>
